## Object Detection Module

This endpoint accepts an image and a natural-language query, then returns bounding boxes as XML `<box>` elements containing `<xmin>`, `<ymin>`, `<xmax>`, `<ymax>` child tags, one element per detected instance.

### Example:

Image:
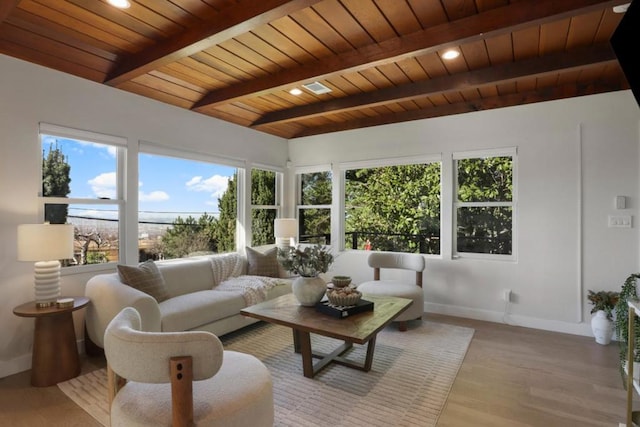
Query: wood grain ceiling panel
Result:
<box><xmin>0</xmin><ymin>22</ymin><xmax>112</xmax><ymax>74</ymax></box>
<box><xmin>312</xmin><ymin>0</ymin><xmax>373</xmax><ymax>48</ymax></box>
<box><xmin>375</xmin><ymin>0</ymin><xmax>423</xmax><ymax>35</ymax></box>
<box><xmin>567</xmin><ymin>10</ymin><xmax>608</xmax><ymax>47</ymax></box>
<box><xmin>407</xmin><ymin>0</ymin><xmax>449</xmax><ymax>27</ymax></box>
<box><xmin>460</xmin><ymin>39</ymin><xmax>490</xmax><ymax>70</ymax></box>
<box><xmin>289</xmin><ymin>6</ymin><xmax>353</xmax><ymax>54</ymax></box>
<box><xmin>0</xmin><ymin>0</ymin><xmax>631</xmax><ymax>139</ymax></box>
<box><xmin>7</xmin><ymin>8</ymin><xmax>119</xmax><ymax>61</ymax></box>
<box><xmin>539</xmin><ymin>19</ymin><xmax>570</xmax><ymax>54</ymax></box>
<box><xmin>17</xmin><ymin>1</ymin><xmax>143</xmax><ymax>53</ymax></box>
<box><xmin>340</xmin><ymin>0</ymin><xmax>397</xmax><ymax>42</ymax></box>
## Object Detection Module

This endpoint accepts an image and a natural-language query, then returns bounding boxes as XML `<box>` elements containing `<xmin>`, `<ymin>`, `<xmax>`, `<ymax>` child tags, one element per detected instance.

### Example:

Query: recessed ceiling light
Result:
<box><xmin>289</xmin><ymin>88</ymin><xmax>302</xmax><ymax>96</ymax></box>
<box><xmin>441</xmin><ymin>49</ymin><xmax>460</xmax><ymax>60</ymax></box>
<box><xmin>613</xmin><ymin>3</ymin><xmax>630</xmax><ymax>13</ymax></box>
<box><xmin>107</xmin><ymin>0</ymin><xmax>131</xmax><ymax>9</ymax></box>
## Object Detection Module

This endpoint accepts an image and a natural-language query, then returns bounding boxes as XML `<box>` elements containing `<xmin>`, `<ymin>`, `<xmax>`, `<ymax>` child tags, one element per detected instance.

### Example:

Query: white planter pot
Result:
<box><xmin>591</xmin><ymin>310</ymin><xmax>614</xmax><ymax>345</ymax></box>
<box><xmin>292</xmin><ymin>276</ymin><xmax>327</xmax><ymax>306</ymax></box>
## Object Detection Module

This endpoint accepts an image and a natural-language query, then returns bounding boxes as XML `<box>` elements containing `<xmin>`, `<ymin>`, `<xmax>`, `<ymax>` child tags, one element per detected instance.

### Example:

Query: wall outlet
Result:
<box><xmin>503</xmin><ymin>289</ymin><xmax>512</xmax><ymax>302</ymax></box>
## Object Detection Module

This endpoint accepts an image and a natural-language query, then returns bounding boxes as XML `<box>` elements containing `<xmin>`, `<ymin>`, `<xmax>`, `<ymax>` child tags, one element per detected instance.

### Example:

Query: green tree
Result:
<box><xmin>162</xmin><ymin>214</ymin><xmax>216</xmax><ymax>258</ymax></box>
<box><xmin>299</xmin><ymin>171</ymin><xmax>331</xmax><ymax>244</ymax></box>
<box><xmin>345</xmin><ymin>164</ymin><xmax>440</xmax><ymax>254</ymax></box>
<box><xmin>251</xmin><ymin>169</ymin><xmax>276</xmax><ymax>246</ymax></box>
<box><xmin>42</xmin><ymin>144</ymin><xmax>71</xmax><ymax>224</ymax></box>
<box><xmin>456</xmin><ymin>156</ymin><xmax>513</xmax><ymax>254</ymax></box>
<box><xmin>213</xmin><ymin>172</ymin><xmax>237</xmax><ymax>252</ymax></box>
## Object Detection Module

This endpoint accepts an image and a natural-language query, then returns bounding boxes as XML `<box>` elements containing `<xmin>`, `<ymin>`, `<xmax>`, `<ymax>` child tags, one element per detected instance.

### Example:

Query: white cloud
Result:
<box><xmin>186</xmin><ymin>174</ymin><xmax>229</xmax><ymax>201</ymax></box>
<box><xmin>139</xmin><ymin>190</ymin><xmax>170</xmax><ymax>202</ymax></box>
<box><xmin>88</xmin><ymin>172</ymin><xmax>116</xmax><ymax>199</ymax></box>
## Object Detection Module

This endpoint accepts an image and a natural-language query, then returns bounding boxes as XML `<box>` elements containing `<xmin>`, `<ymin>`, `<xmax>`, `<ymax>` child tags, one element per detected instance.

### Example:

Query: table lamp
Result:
<box><xmin>274</xmin><ymin>218</ymin><xmax>297</xmax><ymax>250</ymax></box>
<box><xmin>17</xmin><ymin>223</ymin><xmax>75</xmax><ymax>308</ymax></box>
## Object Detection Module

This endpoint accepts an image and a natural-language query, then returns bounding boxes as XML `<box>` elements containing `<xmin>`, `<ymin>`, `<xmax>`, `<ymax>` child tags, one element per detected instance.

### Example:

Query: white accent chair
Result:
<box><xmin>357</xmin><ymin>252</ymin><xmax>425</xmax><ymax>331</ymax></box>
<box><xmin>104</xmin><ymin>307</ymin><xmax>274</xmax><ymax>427</ymax></box>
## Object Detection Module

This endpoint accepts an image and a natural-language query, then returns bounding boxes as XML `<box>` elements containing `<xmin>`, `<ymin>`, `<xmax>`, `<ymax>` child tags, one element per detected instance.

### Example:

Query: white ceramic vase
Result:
<box><xmin>292</xmin><ymin>276</ymin><xmax>327</xmax><ymax>306</ymax></box>
<box><xmin>591</xmin><ymin>310</ymin><xmax>614</xmax><ymax>345</ymax></box>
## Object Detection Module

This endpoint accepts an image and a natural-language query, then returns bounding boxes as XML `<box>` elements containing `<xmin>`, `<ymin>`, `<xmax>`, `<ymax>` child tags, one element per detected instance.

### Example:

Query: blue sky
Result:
<box><xmin>42</xmin><ymin>136</ymin><xmax>235</xmax><ymax>222</ymax></box>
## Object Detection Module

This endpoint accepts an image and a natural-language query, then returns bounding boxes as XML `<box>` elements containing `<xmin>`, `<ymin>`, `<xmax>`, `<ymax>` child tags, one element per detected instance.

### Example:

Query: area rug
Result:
<box><xmin>59</xmin><ymin>321</ymin><xmax>474</xmax><ymax>426</ymax></box>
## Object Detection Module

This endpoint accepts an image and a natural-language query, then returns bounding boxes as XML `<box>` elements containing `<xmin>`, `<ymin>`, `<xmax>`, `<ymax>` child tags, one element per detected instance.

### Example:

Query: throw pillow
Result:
<box><xmin>117</xmin><ymin>260</ymin><xmax>170</xmax><ymax>303</ymax></box>
<box><xmin>246</xmin><ymin>246</ymin><xmax>280</xmax><ymax>278</ymax></box>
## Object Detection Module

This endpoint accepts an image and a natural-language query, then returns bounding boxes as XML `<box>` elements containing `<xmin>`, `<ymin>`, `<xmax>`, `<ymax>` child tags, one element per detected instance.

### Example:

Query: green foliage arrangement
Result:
<box><xmin>615</xmin><ymin>274</ymin><xmax>640</xmax><ymax>374</ymax></box>
<box><xmin>277</xmin><ymin>244</ymin><xmax>334</xmax><ymax>277</ymax></box>
<box><xmin>587</xmin><ymin>290</ymin><xmax>619</xmax><ymax>320</ymax></box>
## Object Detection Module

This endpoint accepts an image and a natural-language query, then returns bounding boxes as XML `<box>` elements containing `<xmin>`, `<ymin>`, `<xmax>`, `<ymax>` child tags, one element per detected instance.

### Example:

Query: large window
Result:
<box><xmin>454</xmin><ymin>149</ymin><xmax>515</xmax><ymax>257</ymax></box>
<box><xmin>343</xmin><ymin>159</ymin><xmax>441</xmax><ymax>254</ymax></box>
<box><xmin>298</xmin><ymin>170</ymin><xmax>332</xmax><ymax>245</ymax></box>
<box><xmin>40</xmin><ymin>123</ymin><xmax>125</xmax><ymax>267</ymax></box>
<box><xmin>138</xmin><ymin>151</ymin><xmax>237</xmax><ymax>261</ymax></box>
<box><xmin>251</xmin><ymin>168</ymin><xmax>280</xmax><ymax>246</ymax></box>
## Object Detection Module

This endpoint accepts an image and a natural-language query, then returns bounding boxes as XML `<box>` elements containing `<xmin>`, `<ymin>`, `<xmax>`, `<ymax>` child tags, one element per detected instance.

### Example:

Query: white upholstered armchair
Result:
<box><xmin>104</xmin><ymin>307</ymin><xmax>274</xmax><ymax>427</ymax></box>
<box><xmin>357</xmin><ymin>252</ymin><xmax>425</xmax><ymax>331</ymax></box>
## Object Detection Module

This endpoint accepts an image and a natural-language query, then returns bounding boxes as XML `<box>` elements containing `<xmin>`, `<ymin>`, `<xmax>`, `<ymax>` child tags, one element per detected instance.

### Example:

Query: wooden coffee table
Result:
<box><xmin>241</xmin><ymin>293</ymin><xmax>412</xmax><ymax>378</ymax></box>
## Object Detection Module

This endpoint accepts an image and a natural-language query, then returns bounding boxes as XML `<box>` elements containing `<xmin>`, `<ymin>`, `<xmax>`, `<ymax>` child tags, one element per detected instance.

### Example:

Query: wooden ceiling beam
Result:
<box><xmin>292</xmin><ymin>78</ymin><xmax>629</xmax><ymax>139</ymax></box>
<box><xmin>252</xmin><ymin>44</ymin><xmax>618</xmax><ymax>127</ymax></box>
<box><xmin>193</xmin><ymin>0</ymin><xmax>626</xmax><ymax>110</ymax></box>
<box><xmin>0</xmin><ymin>1</ymin><xmax>20</xmax><ymax>24</ymax></box>
<box><xmin>104</xmin><ymin>0</ymin><xmax>322</xmax><ymax>87</ymax></box>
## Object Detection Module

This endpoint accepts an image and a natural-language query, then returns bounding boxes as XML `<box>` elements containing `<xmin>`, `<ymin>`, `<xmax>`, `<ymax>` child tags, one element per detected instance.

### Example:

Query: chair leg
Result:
<box><xmin>398</xmin><ymin>321</ymin><xmax>407</xmax><ymax>332</ymax></box>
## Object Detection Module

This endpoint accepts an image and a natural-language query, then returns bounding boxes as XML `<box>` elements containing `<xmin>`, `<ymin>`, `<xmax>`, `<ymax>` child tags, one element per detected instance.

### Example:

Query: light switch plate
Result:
<box><xmin>608</xmin><ymin>215</ymin><xmax>633</xmax><ymax>228</ymax></box>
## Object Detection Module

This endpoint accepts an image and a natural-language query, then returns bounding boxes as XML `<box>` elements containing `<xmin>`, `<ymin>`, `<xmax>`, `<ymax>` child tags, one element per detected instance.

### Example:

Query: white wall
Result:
<box><xmin>289</xmin><ymin>90</ymin><xmax>640</xmax><ymax>335</ymax></box>
<box><xmin>0</xmin><ymin>54</ymin><xmax>288</xmax><ymax>378</ymax></box>
<box><xmin>2</xmin><ymin>50</ymin><xmax>639</xmax><ymax>379</ymax></box>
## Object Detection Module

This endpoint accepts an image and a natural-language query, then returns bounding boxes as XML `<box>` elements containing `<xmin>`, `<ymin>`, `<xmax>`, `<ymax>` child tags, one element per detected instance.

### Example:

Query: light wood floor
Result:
<box><xmin>0</xmin><ymin>314</ymin><xmax>633</xmax><ymax>426</ymax></box>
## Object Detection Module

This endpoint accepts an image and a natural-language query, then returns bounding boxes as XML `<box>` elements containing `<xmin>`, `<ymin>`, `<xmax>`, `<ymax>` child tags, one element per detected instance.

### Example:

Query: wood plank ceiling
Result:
<box><xmin>0</xmin><ymin>0</ymin><xmax>632</xmax><ymax>139</ymax></box>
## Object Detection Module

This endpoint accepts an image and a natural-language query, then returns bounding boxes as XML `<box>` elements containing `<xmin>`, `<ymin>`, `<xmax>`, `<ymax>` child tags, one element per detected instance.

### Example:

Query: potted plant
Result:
<box><xmin>587</xmin><ymin>290</ymin><xmax>619</xmax><ymax>345</ymax></box>
<box><xmin>615</xmin><ymin>274</ymin><xmax>640</xmax><ymax>382</ymax></box>
<box><xmin>278</xmin><ymin>244</ymin><xmax>334</xmax><ymax>306</ymax></box>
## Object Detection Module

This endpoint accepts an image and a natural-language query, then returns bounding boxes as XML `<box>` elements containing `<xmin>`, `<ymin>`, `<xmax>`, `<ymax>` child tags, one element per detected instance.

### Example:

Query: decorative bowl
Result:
<box><xmin>331</xmin><ymin>275</ymin><xmax>352</xmax><ymax>288</ymax></box>
<box><xmin>326</xmin><ymin>287</ymin><xmax>361</xmax><ymax>306</ymax></box>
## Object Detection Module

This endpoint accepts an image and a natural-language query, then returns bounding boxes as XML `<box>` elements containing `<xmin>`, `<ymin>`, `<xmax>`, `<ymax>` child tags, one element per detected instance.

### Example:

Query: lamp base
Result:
<box><xmin>33</xmin><ymin>260</ymin><xmax>61</xmax><ymax>308</ymax></box>
<box><xmin>275</xmin><ymin>238</ymin><xmax>293</xmax><ymax>251</ymax></box>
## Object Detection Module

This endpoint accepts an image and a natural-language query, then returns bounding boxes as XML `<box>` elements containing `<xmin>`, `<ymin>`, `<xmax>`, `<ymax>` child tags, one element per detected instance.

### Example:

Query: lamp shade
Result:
<box><xmin>17</xmin><ymin>223</ymin><xmax>74</xmax><ymax>261</ymax></box>
<box><xmin>274</xmin><ymin>218</ymin><xmax>297</xmax><ymax>238</ymax></box>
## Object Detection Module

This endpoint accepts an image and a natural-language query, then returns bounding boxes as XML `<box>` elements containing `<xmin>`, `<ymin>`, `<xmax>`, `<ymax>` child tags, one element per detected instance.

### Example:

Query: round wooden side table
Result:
<box><xmin>13</xmin><ymin>296</ymin><xmax>90</xmax><ymax>387</ymax></box>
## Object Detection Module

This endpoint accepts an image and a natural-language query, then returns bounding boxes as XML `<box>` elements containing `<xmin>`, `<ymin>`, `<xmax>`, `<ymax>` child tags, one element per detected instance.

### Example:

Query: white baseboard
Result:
<box><xmin>0</xmin><ymin>338</ymin><xmax>85</xmax><ymax>379</ymax></box>
<box><xmin>425</xmin><ymin>302</ymin><xmax>594</xmax><ymax>337</ymax></box>
<box><xmin>0</xmin><ymin>352</ymin><xmax>32</xmax><ymax>379</ymax></box>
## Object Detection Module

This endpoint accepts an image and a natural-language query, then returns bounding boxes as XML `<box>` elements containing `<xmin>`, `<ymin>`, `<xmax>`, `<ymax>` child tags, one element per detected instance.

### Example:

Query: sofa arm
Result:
<box><xmin>85</xmin><ymin>274</ymin><xmax>162</xmax><ymax>348</ymax></box>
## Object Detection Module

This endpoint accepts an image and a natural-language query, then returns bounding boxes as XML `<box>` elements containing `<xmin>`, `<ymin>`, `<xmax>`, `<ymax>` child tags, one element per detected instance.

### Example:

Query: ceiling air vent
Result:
<box><xmin>302</xmin><ymin>81</ymin><xmax>332</xmax><ymax>95</ymax></box>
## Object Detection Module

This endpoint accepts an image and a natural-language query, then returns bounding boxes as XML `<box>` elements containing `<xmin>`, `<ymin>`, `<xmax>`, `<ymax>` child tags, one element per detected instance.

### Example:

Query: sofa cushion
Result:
<box><xmin>117</xmin><ymin>260</ymin><xmax>170</xmax><ymax>303</ymax></box>
<box><xmin>156</xmin><ymin>257</ymin><xmax>217</xmax><ymax>297</ymax></box>
<box><xmin>159</xmin><ymin>290</ymin><xmax>246</xmax><ymax>332</ymax></box>
<box><xmin>246</xmin><ymin>247</ymin><xmax>279</xmax><ymax>277</ymax></box>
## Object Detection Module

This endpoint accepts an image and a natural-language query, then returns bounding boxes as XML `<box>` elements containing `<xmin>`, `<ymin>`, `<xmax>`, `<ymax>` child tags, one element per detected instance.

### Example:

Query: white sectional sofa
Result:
<box><xmin>85</xmin><ymin>250</ymin><xmax>291</xmax><ymax>349</ymax></box>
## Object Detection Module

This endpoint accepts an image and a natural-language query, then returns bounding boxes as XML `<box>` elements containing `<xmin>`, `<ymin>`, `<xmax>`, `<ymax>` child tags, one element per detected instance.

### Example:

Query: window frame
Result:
<box><xmin>139</xmin><ymin>140</ymin><xmax>245</xmax><ymax>256</ymax></box>
<box><xmin>339</xmin><ymin>155</ymin><xmax>442</xmax><ymax>255</ymax></box>
<box><xmin>296</xmin><ymin>166</ymin><xmax>332</xmax><ymax>245</ymax></box>
<box><xmin>39</xmin><ymin>123</ymin><xmax>127</xmax><ymax>273</ymax></box>
<box><xmin>453</xmin><ymin>147</ymin><xmax>517</xmax><ymax>260</ymax></box>
<box><xmin>249</xmin><ymin>164</ymin><xmax>283</xmax><ymax>247</ymax></box>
